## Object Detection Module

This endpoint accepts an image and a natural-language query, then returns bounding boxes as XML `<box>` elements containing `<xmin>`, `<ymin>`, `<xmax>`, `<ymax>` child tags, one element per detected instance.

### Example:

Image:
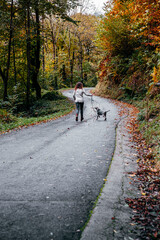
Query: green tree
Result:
<box><xmin>0</xmin><ymin>0</ymin><xmax>14</xmax><ymax>100</ymax></box>
<box><xmin>0</xmin><ymin>0</ymin><xmax>79</xmax><ymax>106</ymax></box>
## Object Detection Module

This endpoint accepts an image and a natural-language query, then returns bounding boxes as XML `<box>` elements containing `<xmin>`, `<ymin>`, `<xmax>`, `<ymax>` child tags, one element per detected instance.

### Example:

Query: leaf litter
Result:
<box><xmin>118</xmin><ymin>102</ymin><xmax>160</xmax><ymax>240</ymax></box>
<box><xmin>112</xmin><ymin>99</ymin><xmax>160</xmax><ymax>239</ymax></box>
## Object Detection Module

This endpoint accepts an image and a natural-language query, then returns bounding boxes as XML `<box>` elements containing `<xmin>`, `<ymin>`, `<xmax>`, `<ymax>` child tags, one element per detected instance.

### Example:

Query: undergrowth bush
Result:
<box><xmin>42</xmin><ymin>90</ymin><xmax>65</xmax><ymax>101</ymax></box>
<box><xmin>0</xmin><ymin>90</ymin><xmax>74</xmax><ymax>133</ymax></box>
<box><xmin>129</xmin><ymin>96</ymin><xmax>160</xmax><ymax>165</ymax></box>
<box><xmin>0</xmin><ymin>109</ymin><xmax>16</xmax><ymax>123</ymax></box>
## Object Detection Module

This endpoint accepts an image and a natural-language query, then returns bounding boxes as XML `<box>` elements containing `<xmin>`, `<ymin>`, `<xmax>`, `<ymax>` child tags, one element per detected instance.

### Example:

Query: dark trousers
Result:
<box><xmin>76</xmin><ymin>102</ymin><xmax>84</xmax><ymax>119</ymax></box>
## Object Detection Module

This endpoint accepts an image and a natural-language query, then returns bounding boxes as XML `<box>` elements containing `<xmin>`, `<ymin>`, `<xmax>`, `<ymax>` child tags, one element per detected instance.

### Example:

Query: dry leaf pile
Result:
<box><xmin>122</xmin><ymin>103</ymin><xmax>160</xmax><ymax>240</ymax></box>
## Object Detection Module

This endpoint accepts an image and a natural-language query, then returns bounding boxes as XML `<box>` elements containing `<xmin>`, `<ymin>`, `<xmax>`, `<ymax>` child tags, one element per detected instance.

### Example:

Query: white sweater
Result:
<box><xmin>73</xmin><ymin>88</ymin><xmax>86</xmax><ymax>103</ymax></box>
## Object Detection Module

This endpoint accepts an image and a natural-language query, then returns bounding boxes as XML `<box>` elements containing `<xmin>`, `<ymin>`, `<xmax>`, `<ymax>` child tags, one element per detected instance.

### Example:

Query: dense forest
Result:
<box><xmin>0</xmin><ymin>0</ymin><xmax>102</xmax><ymax>132</ymax></box>
<box><xmin>0</xmin><ymin>0</ymin><xmax>100</xmax><ymax>105</ymax></box>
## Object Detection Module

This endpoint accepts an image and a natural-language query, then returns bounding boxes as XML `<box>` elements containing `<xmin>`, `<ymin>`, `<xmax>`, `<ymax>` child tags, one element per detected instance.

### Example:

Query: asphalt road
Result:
<box><xmin>0</xmin><ymin>89</ymin><xmax>120</xmax><ymax>240</ymax></box>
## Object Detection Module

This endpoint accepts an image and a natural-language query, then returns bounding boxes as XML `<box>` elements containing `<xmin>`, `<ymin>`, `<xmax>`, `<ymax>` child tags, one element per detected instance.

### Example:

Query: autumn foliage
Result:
<box><xmin>95</xmin><ymin>1</ymin><xmax>160</xmax><ymax>238</ymax></box>
<box><xmin>96</xmin><ymin>0</ymin><xmax>160</xmax><ymax>96</ymax></box>
<box><xmin>126</xmin><ymin>118</ymin><xmax>160</xmax><ymax>239</ymax></box>
<box><xmin>130</xmin><ymin>0</ymin><xmax>160</xmax><ymax>47</ymax></box>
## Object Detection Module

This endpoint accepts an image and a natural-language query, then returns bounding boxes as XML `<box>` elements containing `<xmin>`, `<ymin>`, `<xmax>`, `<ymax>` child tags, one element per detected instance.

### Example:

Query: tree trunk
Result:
<box><xmin>84</xmin><ymin>73</ymin><xmax>87</xmax><ymax>83</ymax></box>
<box><xmin>26</xmin><ymin>0</ymin><xmax>31</xmax><ymax>108</ymax></box>
<box><xmin>42</xmin><ymin>15</ymin><xmax>45</xmax><ymax>76</ymax></box>
<box><xmin>54</xmin><ymin>76</ymin><xmax>58</xmax><ymax>90</ymax></box>
<box><xmin>49</xmin><ymin>16</ymin><xmax>60</xmax><ymax>90</ymax></box>
<box><xmin>70</xmin><ymin>51</ymin><xmax>74</xmax><ymax>88</ymax></box>
<box><xmin>78</xmin><ymin>37</ymin><xmax>83</xmax><ymax>84</ymax></box>
<box><xmin>2</xmin><ymin>0</ymin><xmax>14</xmax><ymax>101</ymax></box>
<box><xmin>52</xmin><ymin>44</ymin><xmax>58</xmax><ymax>89</ymax></box>
<box><xmin>51</xmin><ymin>31</ymin><xmax>56</xmax><ymax>63</ymax></box>
<box><xmin>0</xmin><ymin>67</ymin><xmax>8</xmax><ymax>101</ymax></box>
<box><xmin>32</xmin><ymin>1</ymin><xmax>41</xmax><ymax>99</ymax></box>
<box><xmin>80</xmin><ymin>42</ymin><xmax>83</xmax><ymax>84</ymax></box>
<box><xmin>12</xmin><ymin>37</ymin><xmax>17</xmax><ymax>85</ymax></box>
<box><xmin>68</xmin><ymin>30</ymin><xmax>74</xmax><ymax>88</ymax></box>
<box><xmin>62</xmin><ymin>64</ymin><xmax>67</xmax><ymax>83</ymax></box>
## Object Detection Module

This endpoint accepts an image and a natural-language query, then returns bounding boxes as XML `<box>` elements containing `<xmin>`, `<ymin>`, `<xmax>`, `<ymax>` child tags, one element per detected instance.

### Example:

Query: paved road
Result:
<box><xmin>0</xmin><ymin>89</ymin><xmax>120</xmax><ymax>240</ymax></box>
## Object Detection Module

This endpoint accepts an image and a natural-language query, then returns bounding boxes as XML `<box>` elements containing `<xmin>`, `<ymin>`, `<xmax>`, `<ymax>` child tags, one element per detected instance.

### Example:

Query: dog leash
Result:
<box><xmin>91</xmin><ymin>95</ymin><xmax>97</xmax><ymax>112</ymax></box>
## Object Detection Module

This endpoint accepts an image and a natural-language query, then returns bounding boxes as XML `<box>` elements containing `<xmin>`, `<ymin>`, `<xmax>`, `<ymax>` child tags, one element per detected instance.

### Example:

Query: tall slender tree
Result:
<box><xmin>26</xmin><ymin>0</ymin><xmax>31</xmax><ymax>108</ymax></box>
<box><xmin>0</xmin><ymin>0</ymin><xmax>14</xmax><ymax>100</ymax></box>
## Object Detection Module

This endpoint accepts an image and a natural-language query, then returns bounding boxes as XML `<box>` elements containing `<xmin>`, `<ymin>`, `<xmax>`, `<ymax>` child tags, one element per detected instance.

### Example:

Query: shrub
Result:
<box><xmin>42</xmin><ymin>91</ymin><xmax>65</xmax><ymax>101</ymax></box>
<box><xmin>0</xmin><ymin>109</ymin><xmax>16</xmax><ymax>123</ymax></box>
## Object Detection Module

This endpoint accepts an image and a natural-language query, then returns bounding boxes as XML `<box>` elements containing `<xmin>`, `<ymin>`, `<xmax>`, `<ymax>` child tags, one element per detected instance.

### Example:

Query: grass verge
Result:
<box><xmin>0</xmin><ymin>91</ymin><xmax>75</xmax><ymax>134</ymax></box>
<box><xmin>133</xmin><ymin>98</ymin><xmax>160</xmax><ymax>165</ymax></box>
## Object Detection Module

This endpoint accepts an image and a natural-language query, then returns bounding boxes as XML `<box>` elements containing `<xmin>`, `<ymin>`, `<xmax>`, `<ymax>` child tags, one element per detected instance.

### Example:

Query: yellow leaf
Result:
<box><xmin>141</xmin><ymin>192</ymin><xmax>146</xmax><ymax>196</ymax></box>
<box><xmin>130</xmin><ymin>223</ymin><xmax>136</xmax><ymax>226</ymax></box>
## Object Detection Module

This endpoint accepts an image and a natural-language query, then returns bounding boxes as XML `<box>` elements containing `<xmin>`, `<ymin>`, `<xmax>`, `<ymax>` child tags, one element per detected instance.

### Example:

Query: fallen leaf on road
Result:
<box><xmin>130</xmin><ymin>223</ymin><xmax>136</xmax><ymax>226</ymax></box>
<box><xmin>129</xmin><ymin>173</ymin><xmax>136</xmax><ymax>177</ymax></box>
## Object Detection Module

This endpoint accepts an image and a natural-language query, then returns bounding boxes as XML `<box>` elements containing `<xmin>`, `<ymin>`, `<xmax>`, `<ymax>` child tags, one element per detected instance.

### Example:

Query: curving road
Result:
<box><xmin>0</xmin><ymin>89</ymin><xmax>120</xmax><ymax>240</ymax></box>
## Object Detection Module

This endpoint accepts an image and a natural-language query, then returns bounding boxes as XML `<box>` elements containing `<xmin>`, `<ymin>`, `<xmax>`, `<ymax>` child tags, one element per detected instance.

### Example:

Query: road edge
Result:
<box><xmin>80</xmin><ymin>102</ymin><xmax>141</xmax><ymax>240</ymax></box>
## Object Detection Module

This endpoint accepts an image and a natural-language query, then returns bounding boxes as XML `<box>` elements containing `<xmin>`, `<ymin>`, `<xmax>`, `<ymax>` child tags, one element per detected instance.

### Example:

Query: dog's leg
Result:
<box><xmin>104</xmin><ymin>112</ymin><xmax>107</xmax><ymax>121</ymax></box>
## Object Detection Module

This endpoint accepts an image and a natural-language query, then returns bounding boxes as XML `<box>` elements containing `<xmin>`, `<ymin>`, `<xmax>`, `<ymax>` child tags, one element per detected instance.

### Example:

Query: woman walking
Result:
<box><xmin>73</xmin><ymin>82</ymin><xmax>92</xmax><ymax>121</ymax></box>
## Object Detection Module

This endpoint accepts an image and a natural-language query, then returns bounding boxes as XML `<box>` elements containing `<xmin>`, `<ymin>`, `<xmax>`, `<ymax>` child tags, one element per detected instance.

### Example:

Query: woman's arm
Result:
<box><xmin>83</xmin><ymin>89</ymin><xmax>92</xmax><ymax>97</ymax></box>
<box><xmin>73</xmin><ymin>90</ymin><xmax>76</xmax><ymax>100</ymax></box>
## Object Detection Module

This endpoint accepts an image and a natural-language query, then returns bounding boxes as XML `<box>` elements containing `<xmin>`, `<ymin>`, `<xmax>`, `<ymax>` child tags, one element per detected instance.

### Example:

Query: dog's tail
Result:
<box><xmin>104</xmin><ymin>110</ymin><xmax>110</xmax><ymax>114</ymax></box>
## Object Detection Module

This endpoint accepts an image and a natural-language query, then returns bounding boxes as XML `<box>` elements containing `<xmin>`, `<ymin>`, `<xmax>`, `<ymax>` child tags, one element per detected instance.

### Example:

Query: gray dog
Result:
<box><xmin>95</xmin><ymin>107</ymin><xmax>110</xmax><ymax>121</ymax></box>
